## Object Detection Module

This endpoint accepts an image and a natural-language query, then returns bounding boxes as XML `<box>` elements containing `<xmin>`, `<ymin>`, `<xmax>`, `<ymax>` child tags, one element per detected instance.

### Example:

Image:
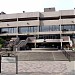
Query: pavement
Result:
<box><xmin>0</xmin><ymin>50</ymin><xmax>75</xmax><ymax>75</ymax></box>
<box><xmin>0</xmin><ymin>61</ymin><xmax>75</xmax><ymax>75</ymax></box>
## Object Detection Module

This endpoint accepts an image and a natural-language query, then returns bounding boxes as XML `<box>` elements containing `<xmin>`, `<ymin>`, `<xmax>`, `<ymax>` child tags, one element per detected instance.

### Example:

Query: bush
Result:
<box><xmin>0</xmin><ymin>38</ymin><xmax>5</xmax><ymax>48</ymax></box>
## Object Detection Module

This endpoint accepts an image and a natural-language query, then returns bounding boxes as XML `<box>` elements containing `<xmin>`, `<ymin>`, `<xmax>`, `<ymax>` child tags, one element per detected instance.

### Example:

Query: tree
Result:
<box><xmin>0</xmin><ymin>38</ymin><xmax>5</xmax><ymax>48</ymax></box>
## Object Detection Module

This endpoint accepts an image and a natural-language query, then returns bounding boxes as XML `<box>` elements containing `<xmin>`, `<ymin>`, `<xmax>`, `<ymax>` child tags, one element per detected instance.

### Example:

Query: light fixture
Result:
<box><xmin>7</xmin><ymin>24</ymin><xmax>9</xmax><ymax>26</ymax></box>
<box><xmin>71</xmin><ymin>21</ymin><xmax>74</xmax><ymax>23</ymax></box>
<box><xmin>27</xmin><ymin>22</ymin><xmax>29</xmax><ymax>25</ymax></box>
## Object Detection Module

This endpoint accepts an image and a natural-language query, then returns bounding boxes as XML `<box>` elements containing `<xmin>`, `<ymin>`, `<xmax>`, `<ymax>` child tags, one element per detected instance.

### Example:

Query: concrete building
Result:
<box><xmin>0</xmin><ymin>7</ymin><xmax>75</xmax><ymax>51</ymax></box>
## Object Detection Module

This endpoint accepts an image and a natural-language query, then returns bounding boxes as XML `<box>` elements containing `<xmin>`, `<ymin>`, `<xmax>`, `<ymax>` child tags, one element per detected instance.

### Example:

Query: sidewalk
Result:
<box><xmin>1</xmin><ymin>61</ymin><xmax>75</xmax><ymax>75</ymax></box>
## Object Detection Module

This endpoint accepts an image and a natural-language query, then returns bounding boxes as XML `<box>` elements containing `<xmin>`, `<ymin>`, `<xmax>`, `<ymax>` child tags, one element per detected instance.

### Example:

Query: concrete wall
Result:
<box><xmin>60</xmin><ymin>10</ymin><xmax>74</xmax><ymax>16</ymax></box>
<box><xmin>41</xmin><ymin>11</ymin><xmax>59</xmax><ymax>17</ymax></box>
<box><xmin>41</xmin><ymin>20</ymin><xmax>59</xmax><ymax>25</ymax></box>
<box><xmin>60</xmin><ymin>19</ymin><xmax>75</xmax><ymax>25</ymax></box>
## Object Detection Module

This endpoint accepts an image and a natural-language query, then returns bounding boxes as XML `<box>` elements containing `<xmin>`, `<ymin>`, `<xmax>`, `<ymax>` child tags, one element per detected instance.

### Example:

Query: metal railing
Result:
<box><xmin>16</xmin><ymin>37</ymin><xmax>36</xmax><ymax>50</ymax></box>
<box><xmin>62</xmin><ymin>49</ymin><xmax>75</xmax><ymax>61</ymax></box>
<box><xmin>62</xmin><ymin>49</ymin><xmax>71</xmax><ymax>61</ymax></box>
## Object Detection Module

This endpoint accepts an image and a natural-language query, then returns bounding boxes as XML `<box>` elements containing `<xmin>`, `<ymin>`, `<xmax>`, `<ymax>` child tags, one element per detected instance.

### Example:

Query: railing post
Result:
<box><xmin>16</xmin><ymin>56</ymin><xmax>18</xmax><ymax>74</ymax></box>
<box><xmin>69</xmin><ymin>54</ymin><xmax>71</xmax><ymax>62</ymax></box>
<box><xmin>0</xmin><ymin>55</ymin><xmax>1</xmax><ymax>73</ymax></box>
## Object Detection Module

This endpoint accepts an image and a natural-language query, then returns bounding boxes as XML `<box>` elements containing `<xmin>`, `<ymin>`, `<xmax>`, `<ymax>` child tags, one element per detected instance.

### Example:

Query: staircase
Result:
<box><xmin>17</xmin><ymin>38</ymin><xmax>29</xmax><ymax>50</ymax></box>
<box><xmin>7</xmin><ymin>37</ymin><xmax>19</xmax><ymax>51</ymax></box>
<box><xmin>15</xmin><ymin>37</ymin><xmax>36</xmax><ymax>51</ymax></box>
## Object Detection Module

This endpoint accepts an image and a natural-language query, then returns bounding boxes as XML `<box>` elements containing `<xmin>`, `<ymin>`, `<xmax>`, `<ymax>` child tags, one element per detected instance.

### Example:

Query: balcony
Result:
<box><xmin>60</xmin><ymin>10</ymin><xmax>74</xmax><ymax>16</ymax></box>
<box><xmin>0</xmin><ymin>12</ymin><xmax>39</xmax><ymax>20</ymax></box>
<box><xmin>59</xmin><ymin>19</ymin><xmax>75</xmax><ymax>25</ymax></box>
<box><xmin>41</xmin><ymin>20</ymin><xmax>59</xmax><ymax>25</ymax></box>
<box><xmin>0</xmin><ymin>20</ymin><xmax>40</xmax><ymax>27</ymax></box>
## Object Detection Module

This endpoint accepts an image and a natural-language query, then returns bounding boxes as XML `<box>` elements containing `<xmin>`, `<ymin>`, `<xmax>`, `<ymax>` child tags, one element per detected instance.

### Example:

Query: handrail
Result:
<box><xmin>16</xmin><ymin>37</ymin><xmax>36</xmax><ymax>50</ymax></box>
<box><xmin>17</xmin><ymin>38</ymin><xmax>28</xmax><ymax>47</ymax></box>
<box><xmin>62</xmin><ymin>49</ymin><xmax>75</xmax><ymax>61</ymax></box>
<box><xmin>17</xmin><ymin>37</ymin><xmax>36</xmax><ymax>47</ymax></box>
<box><xmin>62</xmin><ymin>49</ymin><xmax>71</xmax><ymax>61</ymax></box>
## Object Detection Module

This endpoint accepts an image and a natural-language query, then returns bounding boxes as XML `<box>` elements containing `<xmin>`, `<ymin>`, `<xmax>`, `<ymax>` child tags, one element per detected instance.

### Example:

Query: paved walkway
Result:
<box><xmin>0</xmin><ymin>61</ymin><xmax>75</xmax><ymax>75</ymax></box>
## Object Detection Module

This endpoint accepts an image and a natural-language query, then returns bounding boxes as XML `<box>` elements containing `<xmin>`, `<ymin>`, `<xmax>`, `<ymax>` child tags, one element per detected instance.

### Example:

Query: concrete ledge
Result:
<box><xmin>32</xmin><ymin>48</ymin><xmax>58</xmax><ymax>50</ymax></box>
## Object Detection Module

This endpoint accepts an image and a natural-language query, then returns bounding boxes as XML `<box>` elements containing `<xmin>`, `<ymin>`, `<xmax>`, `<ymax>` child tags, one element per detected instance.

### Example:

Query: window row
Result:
<box><xmin>40</xmin><ymin>25</ymin><xmax>60</xmax><ymax>32</ymax></box>
<box><xmin>19</xmin><ymin>26</ymin><xmax>38</xmax><ymax>33</ymax></box>
<box><xmin>0</xmin><ymin>25</ymin><xmax>75</xmax><ymax>34</ymax></box>
<box><xmin>40</xmin><ymin>25</ymin><xmax>75</xmax><ymax>32</ymax></box>
<box><xmin>39</xmin><ymin>34</ymin><xmax>60</xmax><ymax>39</ymax></box>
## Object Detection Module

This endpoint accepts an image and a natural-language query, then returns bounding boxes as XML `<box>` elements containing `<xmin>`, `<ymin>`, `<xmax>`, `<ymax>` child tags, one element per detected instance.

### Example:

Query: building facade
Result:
<box><xmin>0</xmin><ymin>7</ymin><xmax>75</xmax><ymax>50</ymax></box>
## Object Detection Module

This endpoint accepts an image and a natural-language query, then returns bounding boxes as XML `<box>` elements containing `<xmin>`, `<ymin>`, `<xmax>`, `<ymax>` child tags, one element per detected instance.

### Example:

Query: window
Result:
<box><xmin>40</xmin><ymin>25</ymin><xmax>60</xmax><ymax>32</ymax></box>
<box><xmin>29</xmin><ymin>27</ymin><xmax>34</xmax><ymax>32</ymax></box>
<box><xmin>1</xmin><ymin>28</ymin><xmax>8</xmax><ymax>33</ymax></box>
<box><xmin>61</xmin><ymin>25</ymin><xmax>75</xmax><ymax>31</ymax></box>
<box><xmin>1</xmin><ymin>27</ymin><xmax>17</xmax><ymax>33</ymax></box>
<box><xmin>19</xmin><ymin>26</ymin><xmax>38</xmax><ymax>33</ymax></box>
<box><xmin>33</xmin><ymin>26</ymin><xmax>38</xmax><ymax>32</ymax></box>
<box><xmin>19</xmin><ymin>27</ymin><xmax>28</xmax><ymax>33</ymax></box>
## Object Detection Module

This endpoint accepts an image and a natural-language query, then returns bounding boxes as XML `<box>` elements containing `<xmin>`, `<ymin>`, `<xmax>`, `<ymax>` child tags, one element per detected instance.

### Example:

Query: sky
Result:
<box><xmin>0</xmin><ymin>0</ymin><xmax>75</xmax><ymax>14</ymax></box>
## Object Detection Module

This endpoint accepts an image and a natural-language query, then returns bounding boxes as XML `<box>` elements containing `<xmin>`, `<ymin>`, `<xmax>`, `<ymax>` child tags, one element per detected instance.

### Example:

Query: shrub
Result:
<box><xmin>0</xmin><ymin>38</ymin><xmax>5</xmax><ymax>48</ymax></box>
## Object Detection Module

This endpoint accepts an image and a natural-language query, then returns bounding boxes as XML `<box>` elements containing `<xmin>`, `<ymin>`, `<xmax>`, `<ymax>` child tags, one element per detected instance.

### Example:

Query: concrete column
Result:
<box><xmin>16</xmin><ymin>17</ymin><xmax>19</xmax><ymax>38</ymax></box>
<box><xmin>35</xmin><ymin>39</ymin><xmax>36</xmax><ymax>48</ymax></box>
<box><xmin>37</xmin><ymin>12</ymin><xmax>40</xmax><ymax>39</ymax></box>
<box><xmin>61</xmin><ymin>42</ymin><xmax>62</xmax><ymax>49</ymax></box>
<box><xmin>60</xmin><ymin>11</ymin><xmax>62</xmax><ymax>49</ymax></box>
<box><xmin>16</xmin><ymin>47</ymin><xmax>17</xmax><ymax>51</ymax></box>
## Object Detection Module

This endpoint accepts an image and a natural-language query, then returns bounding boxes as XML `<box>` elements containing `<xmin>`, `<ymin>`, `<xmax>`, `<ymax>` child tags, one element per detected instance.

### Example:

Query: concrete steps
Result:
<box><xmin>53</xmin><ymin>52</ymin><xmax>68</xmax><ymax>61</ymax></box>
<box><xmin>17</xmin><ymin>51</ymin><xmax>69</xmax><ymax>61</ymax></box>
<box><xmin>1</xmin><ymin>50</ymin><xmax>74</xmax><ymax>61</ymax></box>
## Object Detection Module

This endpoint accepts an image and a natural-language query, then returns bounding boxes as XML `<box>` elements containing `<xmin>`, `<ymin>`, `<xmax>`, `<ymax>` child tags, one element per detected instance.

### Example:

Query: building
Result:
<box><xmin>0</xmin><ymin>7</ymin><xmax>75</xmax><ymax>51</ymax></box>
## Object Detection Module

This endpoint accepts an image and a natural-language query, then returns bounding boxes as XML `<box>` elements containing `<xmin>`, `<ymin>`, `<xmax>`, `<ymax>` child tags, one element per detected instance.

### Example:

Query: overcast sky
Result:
<box><xmin>0</xmin><ymin>0</ymin><xmax>75</xmax><ymax>14</ymax></box>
